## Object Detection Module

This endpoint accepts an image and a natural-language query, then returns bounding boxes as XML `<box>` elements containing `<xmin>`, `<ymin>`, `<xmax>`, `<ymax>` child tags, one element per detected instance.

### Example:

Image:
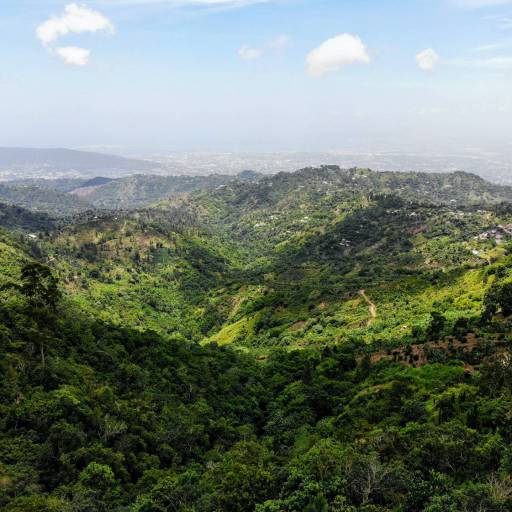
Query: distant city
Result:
<box><xmin>137</xmin><ymin>149</ymin><xmax>512</xmax><ymax>184</ymax></box>
<box><xmin>1</xmin><ymin>147</ymin><xmax>512</xmax><ymax>185</ymax></box>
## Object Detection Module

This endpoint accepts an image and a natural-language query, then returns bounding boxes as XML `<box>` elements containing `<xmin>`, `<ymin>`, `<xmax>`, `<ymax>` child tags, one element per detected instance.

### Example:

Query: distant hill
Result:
<box><xmin>0</xmin><ymin>172</ymin><xmax>263</xmax><ymax>215</ymax></box>
<box><xmin>0</xmin><ymin>147</ymin><xmax>158</xmax><ymax>179</ymax></box>
<box><xmin>8</xmin><ymin>177</ymin><xmax>87</xmax><ymax>192</ymax></box>
<box><xmin>78</xmin><ymin>176</ymin><xmax>114</xmax><ymax>188</ymax></box>
<box><xmin>171</xmin><ymin>166</ymin><xmax>512</xmax><ymax>275</ymax></box>
<box><xmin>2</xmin><ymin>166</ymin><xmax>511</xmax><ymax>218</ymax></box>
<box><xmin>69</xmin><ymin>177</ymin><xmax>114</xmax><ymax>198</ymax></box>
<box><xmin>0</xmin><ymin>183</ymin><xmax>92</xmax><ymax>217</ymax></box>
<box><xmin>77</xmin><ymin>172</ymin><xmax>263</xmax><ymax>209</ymax></box>
<box><xmin>188</xmin><ymin>166</ymin><xmax>512</xmax><ymax>214</ymax></box>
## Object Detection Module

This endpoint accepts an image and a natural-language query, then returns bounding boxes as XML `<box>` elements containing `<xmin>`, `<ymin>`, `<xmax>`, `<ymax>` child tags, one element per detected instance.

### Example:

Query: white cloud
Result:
<box><xmin>452</xmin><ymin>56</ymin><xmax>512</xmax><ymax>70</ymax></box>
<box><xmin>55</xmin><ymin>46</ymin><xmax>91</xmax><ymax>66</ymax></box>
<box><xmin>238</xmin><ymin>34</ymin><xmax>290</xmax><ymax>61</ymax></box>
<box><xmin>474</xmin><ymin>41</ymin><xmax>512</xmax><ymax>51</ymax></box>
<box><xmin>103</xmin><ymin>0</ymin><xmax>264</xmax><ymax>6</ymax></box>
<box><xmin>305</xmin><ymin>34</ymin><xmax>370</xmax><ymax>78</ymax></box>
<box><xmin>498</xmin><ymin>17</ymin><xmax>512</xmax><ymax>29</ymax></box>
<box><xmin>267</xmin><ymin>34</ymin><xmax>290</xmax><ymax>51</ymax></box>
<box><xmin>180</xmin><ymin>0</ymin><xmax>262</xmax><ymax>2</ymax></box>
<box><xmin>416</xmin><ymin>48</ymin><xmax>439</xmax><ymax>71</ymax></box>
<box><xmin>99</xmin><ymin>0</ymin><xmax>268</xmax><ymax>5</ymax></box>
<box><xmin>453</xmin><ymin>0</ymin><xmax>512</xmax><ymax>7</ymax></box>
<box><xmin>37</xmin><ymin>3</ymin><xmax>114</xmax><ymax>46</ymax></box>
<box><xmin>238</xmin><ymin>45</ymin><xmax>263</xmax><ymax>60</ymax></box>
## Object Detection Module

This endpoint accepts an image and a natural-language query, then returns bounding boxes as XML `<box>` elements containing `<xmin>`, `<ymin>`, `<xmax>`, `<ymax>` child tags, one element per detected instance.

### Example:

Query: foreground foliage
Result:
<box><xmin>1</xmin><ymin>263</ymin><xmax>512</xmax><ymax>511</ymax></box>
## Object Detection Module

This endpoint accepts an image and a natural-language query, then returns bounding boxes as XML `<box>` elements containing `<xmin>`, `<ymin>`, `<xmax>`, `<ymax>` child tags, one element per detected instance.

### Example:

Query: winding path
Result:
<box><xmin>359</xmin><ymin>289</ymin><xmax>377</xmax><ymax>325</ymax></box>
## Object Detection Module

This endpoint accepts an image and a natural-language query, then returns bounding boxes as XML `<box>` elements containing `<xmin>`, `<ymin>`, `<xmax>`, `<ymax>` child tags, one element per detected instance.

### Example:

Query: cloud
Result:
<box><xmin>98</xmin><ymin>0</ymin><xmax>268</xmax><ymax>6</ymax></box>
<box><xmin>452</xmin><ymin>56</ymin><xmax>512</xmax><ymax>69</ymax></box>
<box><xmin>478</xmin><ymin>14</ymin><xmax>512</xmax><ymax>31</ymax></box>
<box><xmin>305</xmin><ymin>34</ymin><xmax>370</xmax><ymax>77</ymax></box>
<box><xmin>55</xmin><ymin>46</ymin><xmax>91</xmax><ymax>66</ymax></box>
<box><xmin>238</xmin><ymin>45</ymin><xmax>263</xmax><ymax>60</ymax></box>
<box><xmin>452</xmin><ymin>0</ymin><xmax>512</xmax><ymax>7</ymax></box>
<box><xmin>473</xmin><ymin>40</ymin><xmax>512</xmax><ymax>51</ymax></box>
<box><xmin>497</xmin><ymin>16</ymin><xmax>512</xmax><ymax>29</ymax></box>
<box><xmin>178</xmin><ymin>0</ymin><xmax>263</xmax><ymax>2</ymax></box>
<box><xmin>267</xmin><ymin>34</ymin><xmax>290</xmax><ymax>51</ymax></box>
<box><xmin>416</xmin><ymin>48</ymin><xmax>439</xmax><ymax>71</ymax></box>
<box><xmin>238</xmin><ymin>34</ymin><xmax>290</xmax><ymax>61</ymax></box>
<box><xmin>481</xmin><ymin>56</ymin><xmax>512</xmax><ymax>69</ymax></box>
<box><xmin>36</xmin><ymin>3</ymin><xmax>114</xmax><ymax>46</ymax></box>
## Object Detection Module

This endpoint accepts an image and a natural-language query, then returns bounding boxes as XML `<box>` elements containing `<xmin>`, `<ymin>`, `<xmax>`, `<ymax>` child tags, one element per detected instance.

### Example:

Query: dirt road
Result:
<box><xmin>359</xmin><ymin>289</ymin><xmax>377</xmax><ymax>325</ymax></box>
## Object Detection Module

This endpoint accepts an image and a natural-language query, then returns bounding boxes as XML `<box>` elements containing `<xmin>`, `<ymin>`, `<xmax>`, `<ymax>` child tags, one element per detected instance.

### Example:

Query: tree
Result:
<box><xmin>69</xmin><ymin>463</ymin><xmax>121</xmax><ymax>512</ymax></box>
<box><xmin>15</xmin><ymin>263</ymin><xmax>62</xmax><ymax>367</ymax></box>
<box><xmin>3</xmin><ymin>496</ymin><xmax>68</xmax><ymax>512</ymax></box>
<box><xmin>305</xmin><ymin>495</ymin><xmax>328</xmax><ymax>512</ymax></box>
<box><xmin>482</xmin><ymin>282</ymin><xmax>512</xmax><ymax>321</ymax></box>
<box><xmin>426</xmin><ymin>312</ymin><xmax>445</xmax><ymax>339</ymax></box>
<box><xmin>20</xmin><ymin>263</ymin><xmax>61</xmax><ymax>312</ymax></box>
<box><xmin>200</xmin><ymin>441</ymin><xmax>276</xmax><ymax>511</ymax></box>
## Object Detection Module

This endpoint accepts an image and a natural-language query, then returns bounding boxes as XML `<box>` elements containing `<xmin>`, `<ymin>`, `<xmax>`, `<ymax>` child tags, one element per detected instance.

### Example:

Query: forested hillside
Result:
<box><xmin>3</xmin><ymin>166</ymin><xmax>512</xmax><ymax>218</ymax></box>
<box><xmin>0</xmin><ymin>172</ymin><xmax>262</xmax><ymax>216</ymax></box>
<box><xmin>1</xmin><ymin>167</ymin><xmax>512</xmax><ymax>511</ymax></box>
<box><xmin>0</xmin><ymin>184</ymin><xmax>92</xmax><ymax>217</ymax></box>
<box><xmin>77</xmin><ymin>172</ymin><xmax>262</xmax><ymax>209</ymax></box>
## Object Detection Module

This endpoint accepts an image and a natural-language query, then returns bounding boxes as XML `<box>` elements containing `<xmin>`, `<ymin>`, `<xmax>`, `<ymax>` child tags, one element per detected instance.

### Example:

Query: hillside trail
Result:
<box><xmin>359</xmin><ymin>289</ymin><xmax>377</xmax><ymax>326</ymax></box>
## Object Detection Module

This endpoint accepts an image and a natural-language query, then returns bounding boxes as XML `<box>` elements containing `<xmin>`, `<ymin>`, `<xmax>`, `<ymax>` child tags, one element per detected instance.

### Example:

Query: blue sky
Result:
<box><xmin>1</xmin><ymin>0</ymin><xmax>512</xmax><ymax>151</ymax></box>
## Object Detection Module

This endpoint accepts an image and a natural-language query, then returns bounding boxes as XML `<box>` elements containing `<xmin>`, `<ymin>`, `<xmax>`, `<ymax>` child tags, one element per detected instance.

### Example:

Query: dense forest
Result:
<box><xmin>1</xmin><ymin>167</ymin><xmax>512</xmax><ymax>511</ymax></box>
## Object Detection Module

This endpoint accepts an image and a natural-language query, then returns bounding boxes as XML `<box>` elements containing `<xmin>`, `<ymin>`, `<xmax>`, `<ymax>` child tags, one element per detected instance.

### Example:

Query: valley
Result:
<box><xmin>2</xmin><ymin>165</ymin><xmax>512</xmax><ymax>511</ymax></box>
<box><xmin>3</xmin><ymin>166</ymin><xmax>512</xmax><ymax>352</ymax></box>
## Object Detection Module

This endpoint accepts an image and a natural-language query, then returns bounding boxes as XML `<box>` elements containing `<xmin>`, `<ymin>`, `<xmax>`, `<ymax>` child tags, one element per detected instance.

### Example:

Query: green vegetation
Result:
<box><xmin>0</xmin><ymin>171</ymin><xmax>262</xmax><ymax>216</ymax></box>
<box><xmin>79</xmin><ymin>172</ymin><xmax>261</xmax><ymax>210</ymax></box>
<box><xmin>2</xmin><ymin>166</ymin><xmax>512</xmax><ymax>511</ymax></box>
<box><xmin>0</xmin><ymin>183</ymin><xmax>91</xmax><ymax>217</ymax></box>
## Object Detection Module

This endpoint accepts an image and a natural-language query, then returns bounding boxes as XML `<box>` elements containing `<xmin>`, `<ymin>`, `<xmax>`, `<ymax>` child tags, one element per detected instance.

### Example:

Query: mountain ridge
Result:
<box><xmin>0</xmin><ymin>147</ymin><xmax>158</xmax><ymax>179</ymax></box>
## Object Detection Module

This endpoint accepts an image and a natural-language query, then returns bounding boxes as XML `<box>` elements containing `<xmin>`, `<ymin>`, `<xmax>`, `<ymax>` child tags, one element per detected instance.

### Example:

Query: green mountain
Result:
<box><xmin>0</xmin><ymin>172</ymin><xmax>263</xmax><ymax>216</ymax></box>
<box><xmin>0</xmin><ymin>183</ymin><xmax>92</xmax><ymax>217</ymax></box>
<box><xmin>188</xmin><ymin>166</ymin><xmax>512</xmax><ymax>215</ymax></box>
<box><xmin>9</xmin><ymin>178</ymin><xmax>90</xmax><ymax>193</ymax></box>
<box><xmin>77</xmin><ymin>172</ymin><xmax>262</xmax><ymax>209</ymax></box>
<box><xmin>2</xmin><ymin>167</ymin><xmax>512</xmax><ymax>512</ymax></box>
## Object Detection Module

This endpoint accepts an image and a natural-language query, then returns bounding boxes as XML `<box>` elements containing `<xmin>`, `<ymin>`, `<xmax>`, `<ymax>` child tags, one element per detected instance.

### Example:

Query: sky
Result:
<box><xmin>1</xmin><ymin>0</ymin><xmax>512</xmax><ymax>152</ymax></box>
